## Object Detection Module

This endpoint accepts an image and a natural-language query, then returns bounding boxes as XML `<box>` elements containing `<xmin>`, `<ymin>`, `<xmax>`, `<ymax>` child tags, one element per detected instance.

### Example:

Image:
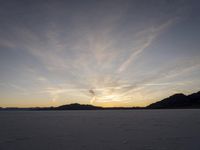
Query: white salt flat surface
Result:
<box><xmin>0</xmin><ymin>109</ymin><xmax>200</xmax><ymax>150</ymax></box>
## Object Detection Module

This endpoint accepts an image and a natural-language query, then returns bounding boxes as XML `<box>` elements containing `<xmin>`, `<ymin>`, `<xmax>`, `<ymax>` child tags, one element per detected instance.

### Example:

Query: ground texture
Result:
<box><xmin>0</xmin><ymin>109</ymin><xmax>200</xmax><ymax>150</ymax></box>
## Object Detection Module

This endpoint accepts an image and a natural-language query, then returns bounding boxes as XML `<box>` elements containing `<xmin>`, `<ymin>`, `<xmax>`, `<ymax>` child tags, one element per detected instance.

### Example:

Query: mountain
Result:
<box><xmin>1</xmin><ymin>91</ymin><xmax>200</xmax><ymax>110</ymax></box>
<box><xmin>188</xmin><ymin>91</ymin><xmax>200</xmax><ymax>104</ymax></box>
<box><xmin>55</xmin><ymin>103</ymin><xmax>103</xmax><ymax>110</ymax></box>
<box><xmin>147</xmin><ymin>91</ymin><xmax>200</xmax><ymax>109</ymax></box>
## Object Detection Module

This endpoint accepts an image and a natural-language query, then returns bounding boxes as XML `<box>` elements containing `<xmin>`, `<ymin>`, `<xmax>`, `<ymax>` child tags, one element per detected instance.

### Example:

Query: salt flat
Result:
<box><xmin>0</xmin><ymin>109</ymin><xmax>200</xmax><ymax>150</ymax></box>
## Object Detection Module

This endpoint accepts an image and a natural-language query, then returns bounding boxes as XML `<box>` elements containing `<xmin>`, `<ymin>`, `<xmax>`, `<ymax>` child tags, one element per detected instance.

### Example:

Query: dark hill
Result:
<box><xmin>188</xmin><ymin>91</ymin><xmax>200</xmax><ymax>104</ymax></box>
<box><xmin>147</xmin><ymin>91</ymin><xmax>200</xmax><ymax>109</ymax></box>
<box><xmin>55</xmin><ymin>103</ymin><xmax>103</xmax><ymax>110</ymax></box>
<box><xmin>1</xmin><ymin>91</ymin><xmax>200</xmax><ymax>110</ymax></box>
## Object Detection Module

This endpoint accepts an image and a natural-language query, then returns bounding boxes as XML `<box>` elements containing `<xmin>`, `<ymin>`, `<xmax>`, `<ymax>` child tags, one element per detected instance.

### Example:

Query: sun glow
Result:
<box><xmin>1</xmin><ymin>0</ymin><xmax>200</xmax><ymax>108</ymax></box>
<box><xmin>89</xmin><ymin>87</ymin><xmax>128</xmax><ymax>105</ymax></box>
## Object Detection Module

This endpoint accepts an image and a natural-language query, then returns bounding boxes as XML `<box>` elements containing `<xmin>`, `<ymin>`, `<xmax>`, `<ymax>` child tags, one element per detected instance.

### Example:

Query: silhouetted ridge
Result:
<box><xmin>56</xmin><ymin>103</ymin><xmax>102</xmax><ymax>110</ymax></box>
<box><xmin>147</xmin><ymin>91</ymin><xmax>200</xmax><ymax>109</ymax></box>
<box><xmin>1</xmin><ymin>91</ymin><xmax>200</xmax><ymax>110</ymax></box>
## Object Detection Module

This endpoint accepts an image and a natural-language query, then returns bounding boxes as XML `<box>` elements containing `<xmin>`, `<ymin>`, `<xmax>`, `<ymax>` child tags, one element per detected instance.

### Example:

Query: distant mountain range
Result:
<box><xmin>0</xmin><ymin>103</ymin><xmax>140</xmax><ymax>111</ymax></box>
<box><xmin>55</xmin><ymin>103</ymin><xmax>102</xmax><ymax>110</ymax></box>
<box><xmin>1</xmin><ymin>91</ymin><xmax>200</xmax><ymax>110</ymax></box>
<box><xmin>147</xmin><ymin>91</ymin><xmax>200</xmax><ymax>109</ymax></box>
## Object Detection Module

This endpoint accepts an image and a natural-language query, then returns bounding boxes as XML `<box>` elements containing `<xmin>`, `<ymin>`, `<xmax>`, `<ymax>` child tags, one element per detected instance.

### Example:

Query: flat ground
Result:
<box><xmin>0</xmin><ymin>109</ymin><xmax>200</xmax><ymax>150</ymax></box>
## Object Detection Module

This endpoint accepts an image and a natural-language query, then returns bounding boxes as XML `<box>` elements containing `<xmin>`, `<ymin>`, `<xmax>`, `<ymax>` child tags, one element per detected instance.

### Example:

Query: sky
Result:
<box><xmin>0</xmin><ymin>0</ymin><xmax>200</xmax><ymax>107</ymax></box>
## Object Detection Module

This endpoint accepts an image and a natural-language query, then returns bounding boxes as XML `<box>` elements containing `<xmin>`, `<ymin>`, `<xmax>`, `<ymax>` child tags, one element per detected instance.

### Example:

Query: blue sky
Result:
<box><xmin>0</xmin><ymin>0</ymin><xmax>200</xmax><ymax>107</ymax></box>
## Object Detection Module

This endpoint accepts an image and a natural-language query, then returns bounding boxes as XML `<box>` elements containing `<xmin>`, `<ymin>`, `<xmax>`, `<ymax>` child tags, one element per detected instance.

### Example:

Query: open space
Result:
<box><xmin>0</xmin><ymin>109</ymin><xmax>200</xmax><ymax>150</ymax></box>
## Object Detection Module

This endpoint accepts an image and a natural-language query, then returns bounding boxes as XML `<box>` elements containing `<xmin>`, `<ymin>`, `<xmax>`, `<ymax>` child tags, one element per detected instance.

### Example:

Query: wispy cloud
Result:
<box><xmin>117</xmin><ymin>18</ymin><xmax>177</xmax><ymax>73</ymax></box>
<box><xmin>0</xmin><ymin>0</ymin><xmax>199</xmax><ymax>107</ymax></box>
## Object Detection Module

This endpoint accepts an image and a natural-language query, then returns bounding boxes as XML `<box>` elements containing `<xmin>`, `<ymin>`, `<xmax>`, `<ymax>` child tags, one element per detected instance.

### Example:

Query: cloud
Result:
<box><xmin>0</xmin><ymin>0</ymin><xmax>199</xmax><ymax>107</ymax></box>
<box><xmin>119</xmin><ymin>58</ymin><xmax>200</xmax><ymax>97</ymax></box>
<box><xmin>117</xmin><ymin>18</ymin><xmax>177</xmax><ymax>73</ymax></box>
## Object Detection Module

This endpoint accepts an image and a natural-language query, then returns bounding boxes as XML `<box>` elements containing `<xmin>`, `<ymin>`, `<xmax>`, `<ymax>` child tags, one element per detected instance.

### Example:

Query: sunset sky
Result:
<box><xmin>0</xmin><ymin>0</ymin><xmax>200</xmax><ymax>107</ymax></box>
